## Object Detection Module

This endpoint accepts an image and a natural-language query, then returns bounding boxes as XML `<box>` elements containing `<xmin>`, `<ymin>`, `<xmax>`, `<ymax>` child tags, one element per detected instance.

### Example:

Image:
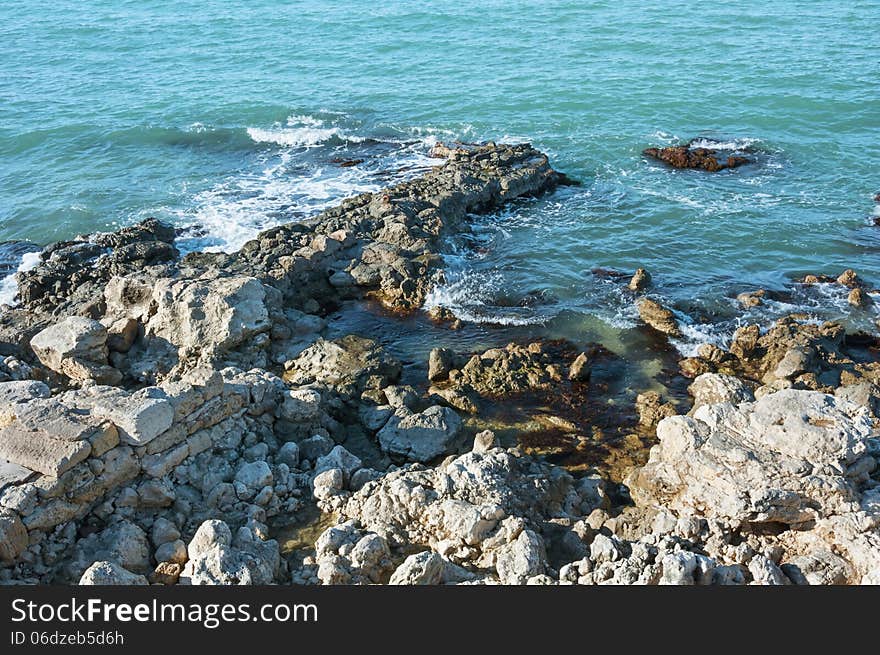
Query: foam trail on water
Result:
<box><xmin>0</xmin><ymin>251</ymin><xmax>41</xmax><ymax>307</ymax></box>
<box><xmin>173</xmin><ymin>114</ymin><xmax>444</xmax><ymax>253</ymax></box>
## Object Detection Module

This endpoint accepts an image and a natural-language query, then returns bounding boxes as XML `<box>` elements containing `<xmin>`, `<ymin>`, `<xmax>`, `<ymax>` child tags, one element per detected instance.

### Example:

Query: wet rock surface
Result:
<box><xmin>643</xmin><ymin>139</ymin><xmax>752</xmax><ymax>172</ymax></box>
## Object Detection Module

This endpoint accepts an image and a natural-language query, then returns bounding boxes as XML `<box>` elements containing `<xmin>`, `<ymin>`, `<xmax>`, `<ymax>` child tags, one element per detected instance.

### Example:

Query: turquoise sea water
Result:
<box><xmin>2</xmin><ymin>1</ymin><xmax>879</xmax><ymax>351</ymax></box>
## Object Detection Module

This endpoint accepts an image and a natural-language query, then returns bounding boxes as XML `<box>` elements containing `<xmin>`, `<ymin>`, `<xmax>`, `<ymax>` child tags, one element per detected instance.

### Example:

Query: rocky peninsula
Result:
<box><xmin>0</xmin><ymin>142</ymin><xmax>878</xmax><ymax>586</ymax></box>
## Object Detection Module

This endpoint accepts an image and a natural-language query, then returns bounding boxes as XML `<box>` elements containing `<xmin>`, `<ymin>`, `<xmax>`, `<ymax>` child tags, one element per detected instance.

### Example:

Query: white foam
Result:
<box><xmin>0</xmin><ymin>251</ymin><xmax>41</xmax><ymax>308</ymax></box>
<box><xmin>423</xmin><ymin>269</ymin><xmax>547</xmax><ymax>327</ymax></box>
<box><xmin>174</xmin><ymin>116</ymin><xmax>441</xmax><ymax>253</ymax></box>
<box><xmin>688</xmin><ymin>137</ymin><xmax>760</xmax><ymax>151</ymax></box>
<box><xmin>246</xmin><ymin>114</ymin><xmax>370</xmax><ymax>149</ymax></box>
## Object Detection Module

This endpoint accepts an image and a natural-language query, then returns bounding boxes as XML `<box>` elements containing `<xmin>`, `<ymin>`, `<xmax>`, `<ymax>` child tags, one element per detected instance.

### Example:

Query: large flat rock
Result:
<box><xmin>0</xmin><ymin>426</ymin><xmax>91</xmax><ymax>477</ymax></box>
<box><xmin>0</xmin><ymin>458</ymin><xmax>35</xmax><ymax>491</ymax></box>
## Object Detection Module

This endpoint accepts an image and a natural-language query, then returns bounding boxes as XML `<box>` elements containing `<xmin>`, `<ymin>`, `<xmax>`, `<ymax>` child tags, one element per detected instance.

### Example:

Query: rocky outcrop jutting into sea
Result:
<box><xmin>0</xmin><ymin>142</ymin><xmax>878</xmax><ymax>586</ymax></box>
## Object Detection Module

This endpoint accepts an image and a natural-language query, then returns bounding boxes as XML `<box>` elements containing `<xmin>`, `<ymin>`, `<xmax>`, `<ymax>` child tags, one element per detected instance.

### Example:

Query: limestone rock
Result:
<box><xmin>0</xmin><ymin>510</ymin><xmax>28</xmax><ymax>562</ymax></box>
<box><xmin>628</xmin><ymin>268</ymin><xmax>652</xmax><ymax>291</ymax></box>
<box><xmin>79</xmin><ymin>561</ymin><xmax>148</xmax><ymax>585</ymax></box>
<box><xmin>181</xmin><ymin>521</ymin><xmax>279</xmax><ymax>585</ymax></box>
<box><xmin>30</xmin><ymin>316</ymin><xmax>121</xmax><ymax>384</ymax></box>
<box><xmin>377</xmin><ymin>405</ymin><xmax>462</xmax><ymax>462</ymax></box>
<box><xmin>283</xmin><ymin>335</ymin><xmax>401</xmax><ymax>396</ymax></box>
<box><xmin>146</xmin><ymin>276</ymin><xmax>276</xmax><ymax>362</ymax></box>
<box><xmin>389</xmin><ymin>551</ymin><xmax>446</xmax><ymax>585</ymax></box>
<box><xmin>428</xmin><ymin>347</ymin><xmax>455</xmax><ymax>382</ymax></box>
<box><xmin>637</xmin><ymin>299</ymin><xmax>682</xmax><ymax>338</ymax></box>
<box><xmin>495</xmin><ymin>529</ymin><xmax>547</xmax><ymax>584</ymax></box>
<box><xmin>688</xmin><ymin>373</ymin><xmax>754</xmax><ymax>411</ymax></box>
<box><xmin>629</xmin><ymin>390</ymin><xmax>875</xmax><ymax>529</ymax></box>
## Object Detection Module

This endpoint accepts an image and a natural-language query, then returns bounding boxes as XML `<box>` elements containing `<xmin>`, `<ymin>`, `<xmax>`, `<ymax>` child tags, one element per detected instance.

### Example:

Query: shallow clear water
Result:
<box><xmin>2</xmin><ymin>1</ymin><xmax>879</xmax><ymax>347</ymax></box>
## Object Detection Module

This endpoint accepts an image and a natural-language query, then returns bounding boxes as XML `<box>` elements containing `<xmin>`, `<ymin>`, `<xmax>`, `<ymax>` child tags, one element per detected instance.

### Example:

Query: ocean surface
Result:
<box><xmin>2</xmin><ymin>1</ymin><xmax>879</xmax><ymax>357</ymax></box>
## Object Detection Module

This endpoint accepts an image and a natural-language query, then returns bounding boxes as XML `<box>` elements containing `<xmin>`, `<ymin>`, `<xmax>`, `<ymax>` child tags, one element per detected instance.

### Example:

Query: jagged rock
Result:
<box><xmin>568</xmin><ymin>352</ymin><xmax>591</xmax><ymax>382</ymax></box>
<box><xmin>428</xmin><ymin>347</ymin><xmax>455</xmax><ymax>382</ymax></box>
<box><xmin>848</xmin><ymin>288</ymin><xmax>871</xmax><ymax>308</ymax></box>
<box><xmin>456</xmin><ymin>342</ymin><xmax>561</xmax><ymax>396</ymax></box>
<box><xmin>319</xmin><ymin>447</ymin><xmax>580</xmax><ymax>570</ymax></box>
<box><xmin>180</xmin><ymin>520</ymin><xmax>280</xmax><ymax>585</ymax></box>
<box><xmin>637</xmin><ymin>299</ymin><xmax>682</xmax><ymax>337</ymax></box>
<box><xmin>473</xmin><ymin>430</ymin><xmax>498</xmax><ymax>454</ymax></box>
<box><xmin>737</xmin><ymin>290</ymin><xmax>765</xmax><ymax>308</ymax></box>
<box><xmin>0</xmin><ymin>380</ymin><xmax>50</xmax><ymax>422</ymax></box>
<box><xmin>106</xmin><ymin>317</ymin><xmax>139</xmax><ymax>353</ymax></box>
<box><xmin>635</xmin><ymin>391</ymin><xmax>677</xmax><ymax>428</ymax></box>
<box><xmin>283</xmin><ymin>335</ymin><xmax>401</xmax><ymax>396</ymax></box>
<box><xmin>643</xmin><ymin>142</ymin><xmax>750</xmax><ymax>172</ymax></box>
<box><xmin>0</xmin><ymin>510</ymin><xmax>27</xmax><ymax>562</ymax></box>
<box><xmin>314</xmin><ymin>520</ymin><xmax>393</xmax><ymax>585</ymax></box>
<box><xmin>389</xmin><ymin>551</ymin><xmax>446</xmax><ymax>585</ymax></box>
<box><xmin>69</xmin><ymin>520</ymin><xmax>151</xmax><ymax>579</ymax></box>
<box><xmin>629</xmin><ymin>390</ymin><xmax>875</xmax><ymax>529</ymax></box>
<box><xmin>628</xmin><ymin>268</ymin><xmax>652</xmax><ymax>291</ymax></box>
<box><xmin>495</xmin><ymin>529</ymin><xmax>547</xmax><ymax>584</ymax></box>
<box><xmin>688</xmin><ymin>373</ymin><xmax>754</xmax><ymax>410</ymax></box>
<box><xmin>79</xmin><ymin>561</ymin><xmax>148</xmax><ymax>585</ymax></box>
<box><xmin>315</xmin><ymin>445</ymin><xmax>362</xmax><ymax>486</ymax></box>
<box><xmin>146</xmin><ymin>275</ymin><xmax>277</xmax><ymax>363</ymax></box>
<box><xmin>30</xmin><ymin>316</ymin><xmax>121</xmax><ymax>384</ymax></box>
<box><xmin>377</xmin><ymin>405</ymin><xmax>462</xmax><ymax>462</ymax></box>
<box><xmin>837</xmin><ymin>269</ymin><xmax>860</xmax><ymax>288</ymax></box>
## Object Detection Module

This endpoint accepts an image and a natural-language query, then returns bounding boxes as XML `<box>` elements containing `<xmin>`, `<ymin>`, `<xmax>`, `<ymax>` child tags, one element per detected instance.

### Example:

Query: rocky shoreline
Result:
<box><xmin>0</xmin><ymin>142</ymin><xmax>878</xmax><ymax>585</ymax></box>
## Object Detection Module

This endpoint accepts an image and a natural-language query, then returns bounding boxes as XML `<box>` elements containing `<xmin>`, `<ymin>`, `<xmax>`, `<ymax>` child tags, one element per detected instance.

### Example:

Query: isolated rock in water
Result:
<box><xmin>848</xmin><ymin>288</ymin><xmax>871</xmax><ymax>308</ymax></box>
<box><xmin>284</xmin><ymin>335</ymin><xmax>401</xmax><ymax>396</ymax></box>
<box><xmin>147</xmin><ymin>276</ymin><xmax>276</xmax><ymax>363</ymax></box>
<box><xmin>457</xmin><ymin>342</ymin><xmax>561</xmax><ymax>396</ymax></box>
<box><xmin>643</xmin><ymin>142</ymin><xmax>751</xmax><ymax>172</ymax></box>
<box><xmin>568</xmin><ymin>352</ymin><xmax>591</xmax><ymax>382</ymax></box>
<box><xmin>79</xmin><ymin>561</ymin><xmax>148</xmax><ymax>585</ymax></box>
<box><xmin>629</xmin><ymin>389</ymin><xmax>875</xmax><ymax>529</ymax></box>
<box><xmin>737</xmin><ymin>289</ymin><xmax>765</xmax><ymax>308</ymax></box>
<box><xmin>837</xmin><ymin>269</ymin><xmax>860</xmax><ymax>288</ymax></box>
<box><xmin>30</xmin><ymin>316</ymin><xmax>121</xmax><ymax>384</ymax></box>
<box><xmin>389</xmin><ymin>551</ymin><xmax>447</xmax><ymax>585</ymax></box>
<box><xmin>628</xmin><ymin>268</ymin><xmax>652</xmax><ymax>291</ymax></box>
<box><xmin>688</xmin><ymin>373</ymin><xmax>754</xmax><ymax>411</ymax></box>
<box><xmin>428</xmin><ymin>347</ymin><xmax>455</xmax><ymax>382</ymax></box>
<box><xmin>377</xmin><ymin>405</ymin><xmax>462</xmax><ymax>462</ymax></box>
<box><xmin>637</xmin><ymin>298</ymin><xmax>682</xmax><ymax>337</ymax></box>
